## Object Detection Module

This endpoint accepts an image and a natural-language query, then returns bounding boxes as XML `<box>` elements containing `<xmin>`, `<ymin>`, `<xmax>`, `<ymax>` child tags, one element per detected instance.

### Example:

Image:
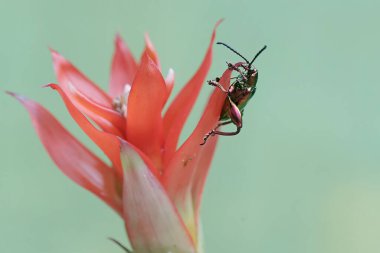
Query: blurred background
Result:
<box><xmin>1</xmin><ymin>0</ymin><xmax>380</xmax><ymax>252</ymax></box>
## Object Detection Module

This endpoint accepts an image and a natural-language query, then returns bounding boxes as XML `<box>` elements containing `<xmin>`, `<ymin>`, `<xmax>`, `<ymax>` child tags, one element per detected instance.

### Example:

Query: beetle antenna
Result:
<box><xmin>217</xmin><ymin>42</ymin><xmax>249</xmax><ymax>64</ymax></box>
<box><xmin>248</xmin><ymin>45</ymin><xmax>267</xmax><ymax>68</ymax></box>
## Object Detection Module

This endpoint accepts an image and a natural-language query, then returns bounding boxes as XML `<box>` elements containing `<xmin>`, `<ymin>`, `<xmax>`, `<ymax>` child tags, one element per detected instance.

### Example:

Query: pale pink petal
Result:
<box><xmin>120</xmin><ymin>140</ymin><xmax>196</xmax><ymax>253</ymax></box>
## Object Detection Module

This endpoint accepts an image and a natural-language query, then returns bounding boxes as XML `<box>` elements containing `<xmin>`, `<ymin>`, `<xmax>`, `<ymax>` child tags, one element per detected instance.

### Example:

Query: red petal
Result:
<box><xmin>51</xmin><ymin>49</ymin><xmax>112</xmax><ymax>107</ymax></box>
<box><xmin>65</xmin><ymin>84</ymin><xmax>125</xmax><ymax>137</ymax></box>
<box><xmin>191</xmin><ymin>136</ymin><xmax>218</xmax><ymax>226</ymax></box>
<box><xmin>120</xmin><ymin>141</ymin><xmax>196</xmax><ymax>253</ymax></box>
<box><xmin>51</xmin><ymin>49</ymin><xmax>124</xmax><ymax>134</ymax></box>
<box><xmin>126</xmin><ymin>53</ymin><xmax>167</xmax><ymax>170</ymax></box>
<box><xmin>47</xmin><ymin>84</ymin><xmax>161</xmax><ymax>179</ymax></box>
<box><xmin>162</xmin><ymin>20</ymin><xmax>222</xmax><ymax>165</ymax></box>
<box><xmin>162</xmin><ymin>68</ymin><xmax>232</xmax><ymax>234</ymax></box>
<box><xmin>109</xmin><ymin>34</ymin><xmax>138</xmax><ymax>98</ymax></box>
<box><xmin>47</xmin><ymin>84</ymin><xmax>123</xmax><ymax>176</ymax></box>
<box><xmin>8</xmin><ymin>92</ymin><xmax>122</xmax><ymax>216</ymax></box>
<box><xmin>141</xmin><ymin>34</ymin><xmax>160</xmax><ymax>70</ymax></box>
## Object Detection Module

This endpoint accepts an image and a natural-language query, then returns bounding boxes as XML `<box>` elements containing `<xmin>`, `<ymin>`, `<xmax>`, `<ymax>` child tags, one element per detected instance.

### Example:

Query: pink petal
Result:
<box><xmin>51</xmin><ymin>49</ymin><xmax>112</xmax><ymax>107</ymax></box>
<box><xmin>120</xmin><ymin>140</ymin><xmax>195</xmax><ymax>253</ymax></box>
<box><xmin>162</xmin><ymin>20</ymin><xmax>222</xmax><ymax>165</ymax></box>
<box><xmin>109</xmin><ymin>34</ymin><xmax>138</xmax><ymax>98</ymax></box>
<box><xmin>141</xmin><ymin>34</ymin><xmax>160</xmax><ymax>70</ymax></box>
<box><xmin>162</xmin><ymin>68</ymin><xmax>233</xmax><ymax>235</ymax></box>
<box><xmin>8</xmin><ymin>92</ymin><xmax>122</xmax><ymax>216</ymax></box>
<box><xmin>47</xmin><ymin>84</ymin><xmax>123</xmax><ymax>176</ymax></box>
<box><xmin>126</xmin><ymin>53</ymin><xmax>167</xmax><ymax>171</ymax></box>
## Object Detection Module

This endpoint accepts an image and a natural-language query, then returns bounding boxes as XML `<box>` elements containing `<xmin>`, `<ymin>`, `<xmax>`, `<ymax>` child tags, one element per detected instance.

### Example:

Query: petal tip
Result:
<box><xmin>6</xmin><ymin>90</ymin><xmax>25</xmax><ymax>101</ymax></box>
<box><xmin>5</xmin><ymin>90</ymin><xmax>17</xmax><ymax>98</ymax></box>
<box><xmin>6</xmin><ymin>91</ymin><xmax>33</xmax><ymax>108</ymax></box>
<box><xmin>215</xmin><ymin>18</ymin><xmax>224</xmax><ymax>28</ymax></box>
<box><xmin>48</xmin><ymin>47</ymin><xmax>57</xmax><ymax>54</ymax></box>
<box><xmin>42</xmin><ymin>83</ymin><xmax>58</xmax><ymax>90</ymax></box>
<box><xmin>49</xmin><ymin>47</ymin><xmax>59</xmax><ymax>57</ymax></box>
<box><xmin>144</xmin><ymin>34</ymin><xmax>155</xmax><ymax>52</ymax></box>
<box><xmin>115</xmin><ymin>33</ymin><xmax>124</xmax><ymax>46</ymax></box>
<box><xmin>143</xmin><ymin>33</ymin><xmax>156</xmax><ymax>51</ymax></box>
<box><xmin>144</xmin><ymin>33</ymin><xmax>151</xmax><ymax>43</ymax></box>
<box><xmin>166</xmin><ymin>68</ymin><xmax>175</xmax><ymax>79</ymax></box>
<box><xmin>141</xmin><ymin>33</ymin><xmax>160</xmax><ymax>69</ymax></box>
<box><xmin>49</xmin><ymin>48</ymin><xmax>66</xmax><ymax>65</ymax></box>
<box><xmin>165</xmin><ymin>68</ymin><xmax>175</xmax><ymax>87</ymax></box>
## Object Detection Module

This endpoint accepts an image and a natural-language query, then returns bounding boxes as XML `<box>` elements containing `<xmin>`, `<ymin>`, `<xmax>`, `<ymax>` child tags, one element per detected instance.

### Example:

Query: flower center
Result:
<box><xmin>112</xmin><ymin>85</ymin><xmax>131</xmax><ymax>115</ymax></box>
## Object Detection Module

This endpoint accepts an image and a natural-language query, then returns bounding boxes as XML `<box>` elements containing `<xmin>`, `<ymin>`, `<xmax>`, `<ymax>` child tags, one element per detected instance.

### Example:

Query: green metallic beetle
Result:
<box><xmin>201</xmin><ymin>42</ymin><xmax>267</xmax><ymax>145</ymax></box>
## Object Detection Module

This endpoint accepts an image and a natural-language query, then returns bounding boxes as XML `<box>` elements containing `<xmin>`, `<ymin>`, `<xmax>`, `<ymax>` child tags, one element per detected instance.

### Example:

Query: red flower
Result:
<box><xmin>10</xmin><ymin>20</ymin><xmax>233</xmax><ymax>253</ymax></box>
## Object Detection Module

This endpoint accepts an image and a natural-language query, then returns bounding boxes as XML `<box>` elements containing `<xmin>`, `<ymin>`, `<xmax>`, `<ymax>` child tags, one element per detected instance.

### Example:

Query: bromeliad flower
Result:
<box><xmin>10</xmin><ymin>20</ymin><xmax>233</xmax><ymax>253</ymax></box>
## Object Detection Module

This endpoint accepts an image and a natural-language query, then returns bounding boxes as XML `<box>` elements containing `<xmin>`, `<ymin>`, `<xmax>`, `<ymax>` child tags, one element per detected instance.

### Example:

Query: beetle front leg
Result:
<box><xmin>226</xmin><ymin>62</ymin><xmax>248</xmax><ymax>81</ymax></box>
<box><xmin>207</xmin><ymin>80</ymin><xmax>229</xmax><ymax>93</ymax></box>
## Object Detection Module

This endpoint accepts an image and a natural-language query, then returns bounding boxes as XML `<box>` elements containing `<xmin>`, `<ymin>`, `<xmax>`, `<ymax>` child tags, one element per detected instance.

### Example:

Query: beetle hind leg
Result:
<box><xmin>201</xmin><ymin>97</ymin><xmax>244</xmax><ymax>145</ymax></box>
<box><xmin>200</xmin><ymin>124</ymin><xmax>241</xmax><ymax>145</ymax></box>
<box><xmin>201</xmin><ymin>120</ymin><xmax>241</xmax><ymax>145</ymax></box>
<box><xmin>212</xmin><ymin>126</ymin><xmax>241</xmax><ymax>137</ymax></box>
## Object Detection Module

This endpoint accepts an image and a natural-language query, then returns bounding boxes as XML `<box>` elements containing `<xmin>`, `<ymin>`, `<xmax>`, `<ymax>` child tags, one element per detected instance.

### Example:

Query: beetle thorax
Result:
<box><xmin>229</xmin><ymin>84</ymin><xmax>252</xmax><ymax>104</ymax></box>
<box><xmin>246</xmin><ymin>69</ymin><xmax>258</xmax><ymax>88</ymax></box>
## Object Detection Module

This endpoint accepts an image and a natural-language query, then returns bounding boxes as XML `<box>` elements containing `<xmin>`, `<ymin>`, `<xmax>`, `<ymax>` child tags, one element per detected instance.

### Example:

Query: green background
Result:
<box><xmin>1</xmin><ymin>0</ymin><xmax>379</xmax><ymax>252</ymax></box>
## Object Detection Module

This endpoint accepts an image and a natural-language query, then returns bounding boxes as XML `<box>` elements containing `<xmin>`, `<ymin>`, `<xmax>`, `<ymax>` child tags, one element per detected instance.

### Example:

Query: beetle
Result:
<box><xmin>200</xmin><ymin>42</ymin><xmax>267</xmax><ymax>145</ymax></box>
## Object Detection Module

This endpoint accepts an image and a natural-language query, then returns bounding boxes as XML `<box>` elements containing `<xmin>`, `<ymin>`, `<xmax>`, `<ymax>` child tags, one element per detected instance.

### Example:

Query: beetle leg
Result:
<box><xmin>240</xmin><ymin>63</ymin><xmax>250</xmax><ymax>71</ymax></box>
<box><xmin>200</xmin><ymin>97</ymin><xmax>243</xmax><ymax>145</ymax></box>
<box><xmin>211</xmin><ymin>126</ymin><xmax>241</xmax><ymax>136</ymax></box>
<box><xmin>226</xmin><ymin>62</ymin><xmax>248</xmax><ymax>81</ymax></box>
<box><xmin>201</xmin><ymin>120</ymin><xmax>232</xmax><ymax>145</ymax></box>
<box><xmin>200</xmin><ymin>123</ymin><xmax>241</xmax><ymax>145</ymax></box>
<box><xmin>217</xmin><ymin>120</ymin><xmax>233</xmax><ymax>127</ymax></box>
<box><xmin>207</xmin><ymin>80</ymin><xmax>228</xmax><ymax>93</ymax></box>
